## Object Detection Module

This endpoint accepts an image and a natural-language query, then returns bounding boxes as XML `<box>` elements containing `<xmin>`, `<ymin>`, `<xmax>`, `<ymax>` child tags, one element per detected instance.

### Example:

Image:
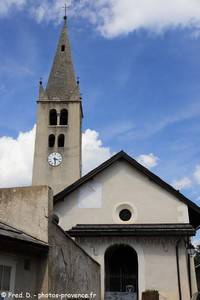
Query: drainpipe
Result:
<box><xmin>186</xmin><ymin>238</ymin><xmax>192</xmax><ymax>298</ymax></box>
<box><xmin>188</xmin><ymin>252</ymin><xmax>192</xmax><ymax>298</ymax></box>
<box><xmin>176</xmin><ymin>239</ymin><xmax>182</xmax><ymax>300</ymax></box>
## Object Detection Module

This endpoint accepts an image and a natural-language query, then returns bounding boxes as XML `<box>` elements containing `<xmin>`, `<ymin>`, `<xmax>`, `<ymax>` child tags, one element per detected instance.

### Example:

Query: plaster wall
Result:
<box><xmin>55</xmin><ymin>161</ymin><xmax>189</xmax><ymax>230</ymax></box>
<box><xmin>75</xmin><ymin>237</ymin><xmax>191</xmax><ymax>300</ymax></box>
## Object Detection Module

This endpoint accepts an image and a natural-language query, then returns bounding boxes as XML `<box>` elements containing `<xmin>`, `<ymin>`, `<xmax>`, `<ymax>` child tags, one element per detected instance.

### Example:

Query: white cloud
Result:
<box><xmin>81</xmin><ymin>0</ymin><xmax>200</xmax><ymax>38</ymax></box>
<box><xmin>0</xmin><ymin>0</ymin><xmax>26</xmax><ymax>15</ymax></box>
<box><xmin>29</xmin><ymin>0</ymin><xmax>200</xmax><ymax>38</ymax></box>
<box><xmin>194</xmin><ymin>165</ymin><xmax>200</xmax><ymax>184</ymax></box>
<box><xmin>0</xmin><ymin>127</ymin><xmax>158</xmax><ymax>188</ymax></box>
<box><xmin>2</xmin><ymin>0</ymin><xmax>200</xmax><ymax>38</ymax></box>
<box><xmin>30</xmin><ymin>0</ymin><xmax>67</xmax><ymax>24</ymax></box>
<box><xmin>0</xmin><ymin>126</ymin><xmax>35</xmax><ymax>188</ymax></box>
<box><xmin>172</xmin><ymin>176</ymin><xmax>192</xmax><ymax>190</ymax></box>
<box><xmin>137</xmin><ymin>153</ymin><xmax>158</xmax><ymax>169</ymax></box>
<box><xmin>96</xmin><ymin>0</ymin><xmax>200</xmax><ymax>38</ymax></box>
<box><xmin>0</xmin><ymin>127</ymin><xmax>113</xmax><ymax>188</ymax></box>
<box><xmin>171</xmin><ymin>163</ymin><xmax>200</xmax><ymax>191</ymax></box>
<box><xmin>82</xmin><ymin>129</ymin><xmax>113</xmax><ymax>174</ymax></box>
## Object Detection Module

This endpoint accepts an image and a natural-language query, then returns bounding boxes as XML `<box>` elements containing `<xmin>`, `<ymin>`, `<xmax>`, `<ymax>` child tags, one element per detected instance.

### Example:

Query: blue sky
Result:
<box><xmin>0</xmin><ymin>1</ymin><xmax>200</xmax><ymax>216</ymax></box>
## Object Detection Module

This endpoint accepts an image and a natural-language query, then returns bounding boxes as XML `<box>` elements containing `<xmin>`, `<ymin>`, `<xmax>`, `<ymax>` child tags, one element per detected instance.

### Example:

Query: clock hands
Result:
<box><xmin>53</xmin><ymin>156</ymin><xmax>60</xmax><ymax>165</ymax></box>
<box><xmin>48</xmin><ymin>152</ymin><xmax>62</xmax><ymax>167</ymax></box>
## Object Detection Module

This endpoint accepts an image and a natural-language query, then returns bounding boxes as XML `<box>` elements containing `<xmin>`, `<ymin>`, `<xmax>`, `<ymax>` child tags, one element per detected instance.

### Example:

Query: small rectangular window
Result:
<box><xmin>0</xmin><ymin>265</ymin><xmax>11</xmax><ymax>291</ymax></box>
<box><xmin>61</xmin><ymin>45</ymin><xmax>65</xmax><ymax>52</ymax></box>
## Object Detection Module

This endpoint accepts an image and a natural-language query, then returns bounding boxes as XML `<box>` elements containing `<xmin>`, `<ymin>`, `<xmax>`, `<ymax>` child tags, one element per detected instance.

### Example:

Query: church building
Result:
<box><xmin>32</xmin><ymin>17</ymin><xmax>200</xmax><ymax>300</ymax></box>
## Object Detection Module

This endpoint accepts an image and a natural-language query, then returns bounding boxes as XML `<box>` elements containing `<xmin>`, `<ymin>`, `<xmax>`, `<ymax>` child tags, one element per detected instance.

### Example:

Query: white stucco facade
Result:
<box><xmin>55</xmin><ymin>160</ymin><xmax>189</xmax><ymax>229</ymax></box>
<box><xmin>54</xmin><ymin>159</ymin><xmax>197</xmax><ymax>300</ymax></box>
<box><xmin>74</xmin><ymin>237</ymin><xmax>191</xmax><ymax>300</ymax></box>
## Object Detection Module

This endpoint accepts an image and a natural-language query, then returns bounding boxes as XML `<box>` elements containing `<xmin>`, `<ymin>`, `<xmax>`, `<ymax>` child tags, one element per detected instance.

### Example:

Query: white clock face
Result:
<box><xmin>48</xmin><ymin>152</ymin><xmax>63</xmax><ymax>167</ymax></box>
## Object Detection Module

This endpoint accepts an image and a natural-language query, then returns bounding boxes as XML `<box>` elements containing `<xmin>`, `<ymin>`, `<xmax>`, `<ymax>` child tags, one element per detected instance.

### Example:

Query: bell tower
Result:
<box><xmin>32</xmin><ymin>17</ymin><xmax>82</xmax><ymax>194</ymax></box>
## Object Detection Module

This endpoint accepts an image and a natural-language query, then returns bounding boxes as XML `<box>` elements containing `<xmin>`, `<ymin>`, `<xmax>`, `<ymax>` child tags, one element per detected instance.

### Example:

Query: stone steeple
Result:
<box><xmin>32</xmin><ymin>18</ymin><xmax>82</xmax><ymax>195</ymax></box>
<box><xmin>46</xmin><ymin>19</ymin><xmax>78</xmax><ymax>101</ymax></box>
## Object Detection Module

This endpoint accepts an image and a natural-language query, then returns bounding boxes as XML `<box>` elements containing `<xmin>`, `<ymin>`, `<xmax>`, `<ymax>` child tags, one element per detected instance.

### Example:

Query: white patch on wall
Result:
<box><xmin>78</xmin><ymin>181</ymin><xmax>102</xmax><ymax>208</ymax></box>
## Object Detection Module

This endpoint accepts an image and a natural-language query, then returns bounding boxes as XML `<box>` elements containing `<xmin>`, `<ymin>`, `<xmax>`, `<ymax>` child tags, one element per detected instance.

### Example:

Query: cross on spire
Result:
<box><xmin>63</xmin><ymin>1</ymin><xmax>70</xmax><ymax>21</ymax></box>
<box><xmin>63</xmin><ymin>3</ymin><xmax>67</xmax><ymax>20</ymax></box>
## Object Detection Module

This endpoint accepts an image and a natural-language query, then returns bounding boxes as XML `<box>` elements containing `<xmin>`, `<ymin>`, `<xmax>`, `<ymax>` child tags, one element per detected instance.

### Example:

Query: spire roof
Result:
<box><xmin>46</xmin><ymin>20</ymin><xmax>78</xmax><ymax>101</ymax></box>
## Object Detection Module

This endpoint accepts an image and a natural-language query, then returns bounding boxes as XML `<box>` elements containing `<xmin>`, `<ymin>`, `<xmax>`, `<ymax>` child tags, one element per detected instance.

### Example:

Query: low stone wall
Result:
<box><xmin>48</xmin><ymin>221</ymin><xmax>101</xmax><ymax>299</ymax></box>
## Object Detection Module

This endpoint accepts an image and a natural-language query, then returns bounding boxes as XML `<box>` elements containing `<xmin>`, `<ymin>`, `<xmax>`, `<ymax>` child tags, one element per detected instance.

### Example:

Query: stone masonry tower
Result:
<box><xmin>32</xmin><ymin>18</ymin><xmax>82</xmax><ymax>194</ymax></box>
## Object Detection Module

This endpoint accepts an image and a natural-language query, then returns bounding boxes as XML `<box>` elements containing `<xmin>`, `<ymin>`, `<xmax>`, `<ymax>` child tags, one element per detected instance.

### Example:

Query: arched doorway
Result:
<box><xmin>105</xmin><ymin>244</ymin><xmax>138</xmax><ymax>300</ymax></box>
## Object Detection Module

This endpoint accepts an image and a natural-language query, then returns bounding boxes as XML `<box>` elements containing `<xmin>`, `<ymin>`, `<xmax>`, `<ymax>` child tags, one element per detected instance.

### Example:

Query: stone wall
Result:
<box><xmin>0</xmin><ymin>186</ymin><xmax>52</xmax><ymax>243</ymax></box>
<box><xmin>48</xmin><ymin>221</ymin><xmax>101</xmax><ymax>299</ymax></box>
<box><xmin>0</xmin><ymin>186</ymin><xmax>101</xmax><ymax>298</ymax></box>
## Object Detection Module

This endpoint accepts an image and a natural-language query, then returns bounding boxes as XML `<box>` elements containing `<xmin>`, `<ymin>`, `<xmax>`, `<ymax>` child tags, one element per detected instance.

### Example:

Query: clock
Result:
<box><xmin>48</xmin><ymin>152</ymin><xmax>63</xmax><ymax>167</ymax></box>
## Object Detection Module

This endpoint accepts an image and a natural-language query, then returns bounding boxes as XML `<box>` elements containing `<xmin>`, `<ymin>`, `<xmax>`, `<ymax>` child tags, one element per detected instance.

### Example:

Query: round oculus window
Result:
<box><xmin>119</xmin><ymin>209</ymin><xmax>132</xmax><ymax>221</ymax></box>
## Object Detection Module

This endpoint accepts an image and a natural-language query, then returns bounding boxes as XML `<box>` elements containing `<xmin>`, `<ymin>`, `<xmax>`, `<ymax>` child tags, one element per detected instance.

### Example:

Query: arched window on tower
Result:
<box><xmin>60</xmin><ymin>109</ymin><xmax>68</xmax><ymax>125</ymax></box>
<box><xmin>49</xmin><ymin>109</ymin><xmax>57</xmax><ymax>125</ymax></box>
<box><xmin>48</xmin><ymin>134</ymin><xmax>55</xmax><ymax>148</ymax></box>
<box><xmin>58</xmin><ymin>134</ymin><xmax>65</xmax><ymax>147</ymax></box>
